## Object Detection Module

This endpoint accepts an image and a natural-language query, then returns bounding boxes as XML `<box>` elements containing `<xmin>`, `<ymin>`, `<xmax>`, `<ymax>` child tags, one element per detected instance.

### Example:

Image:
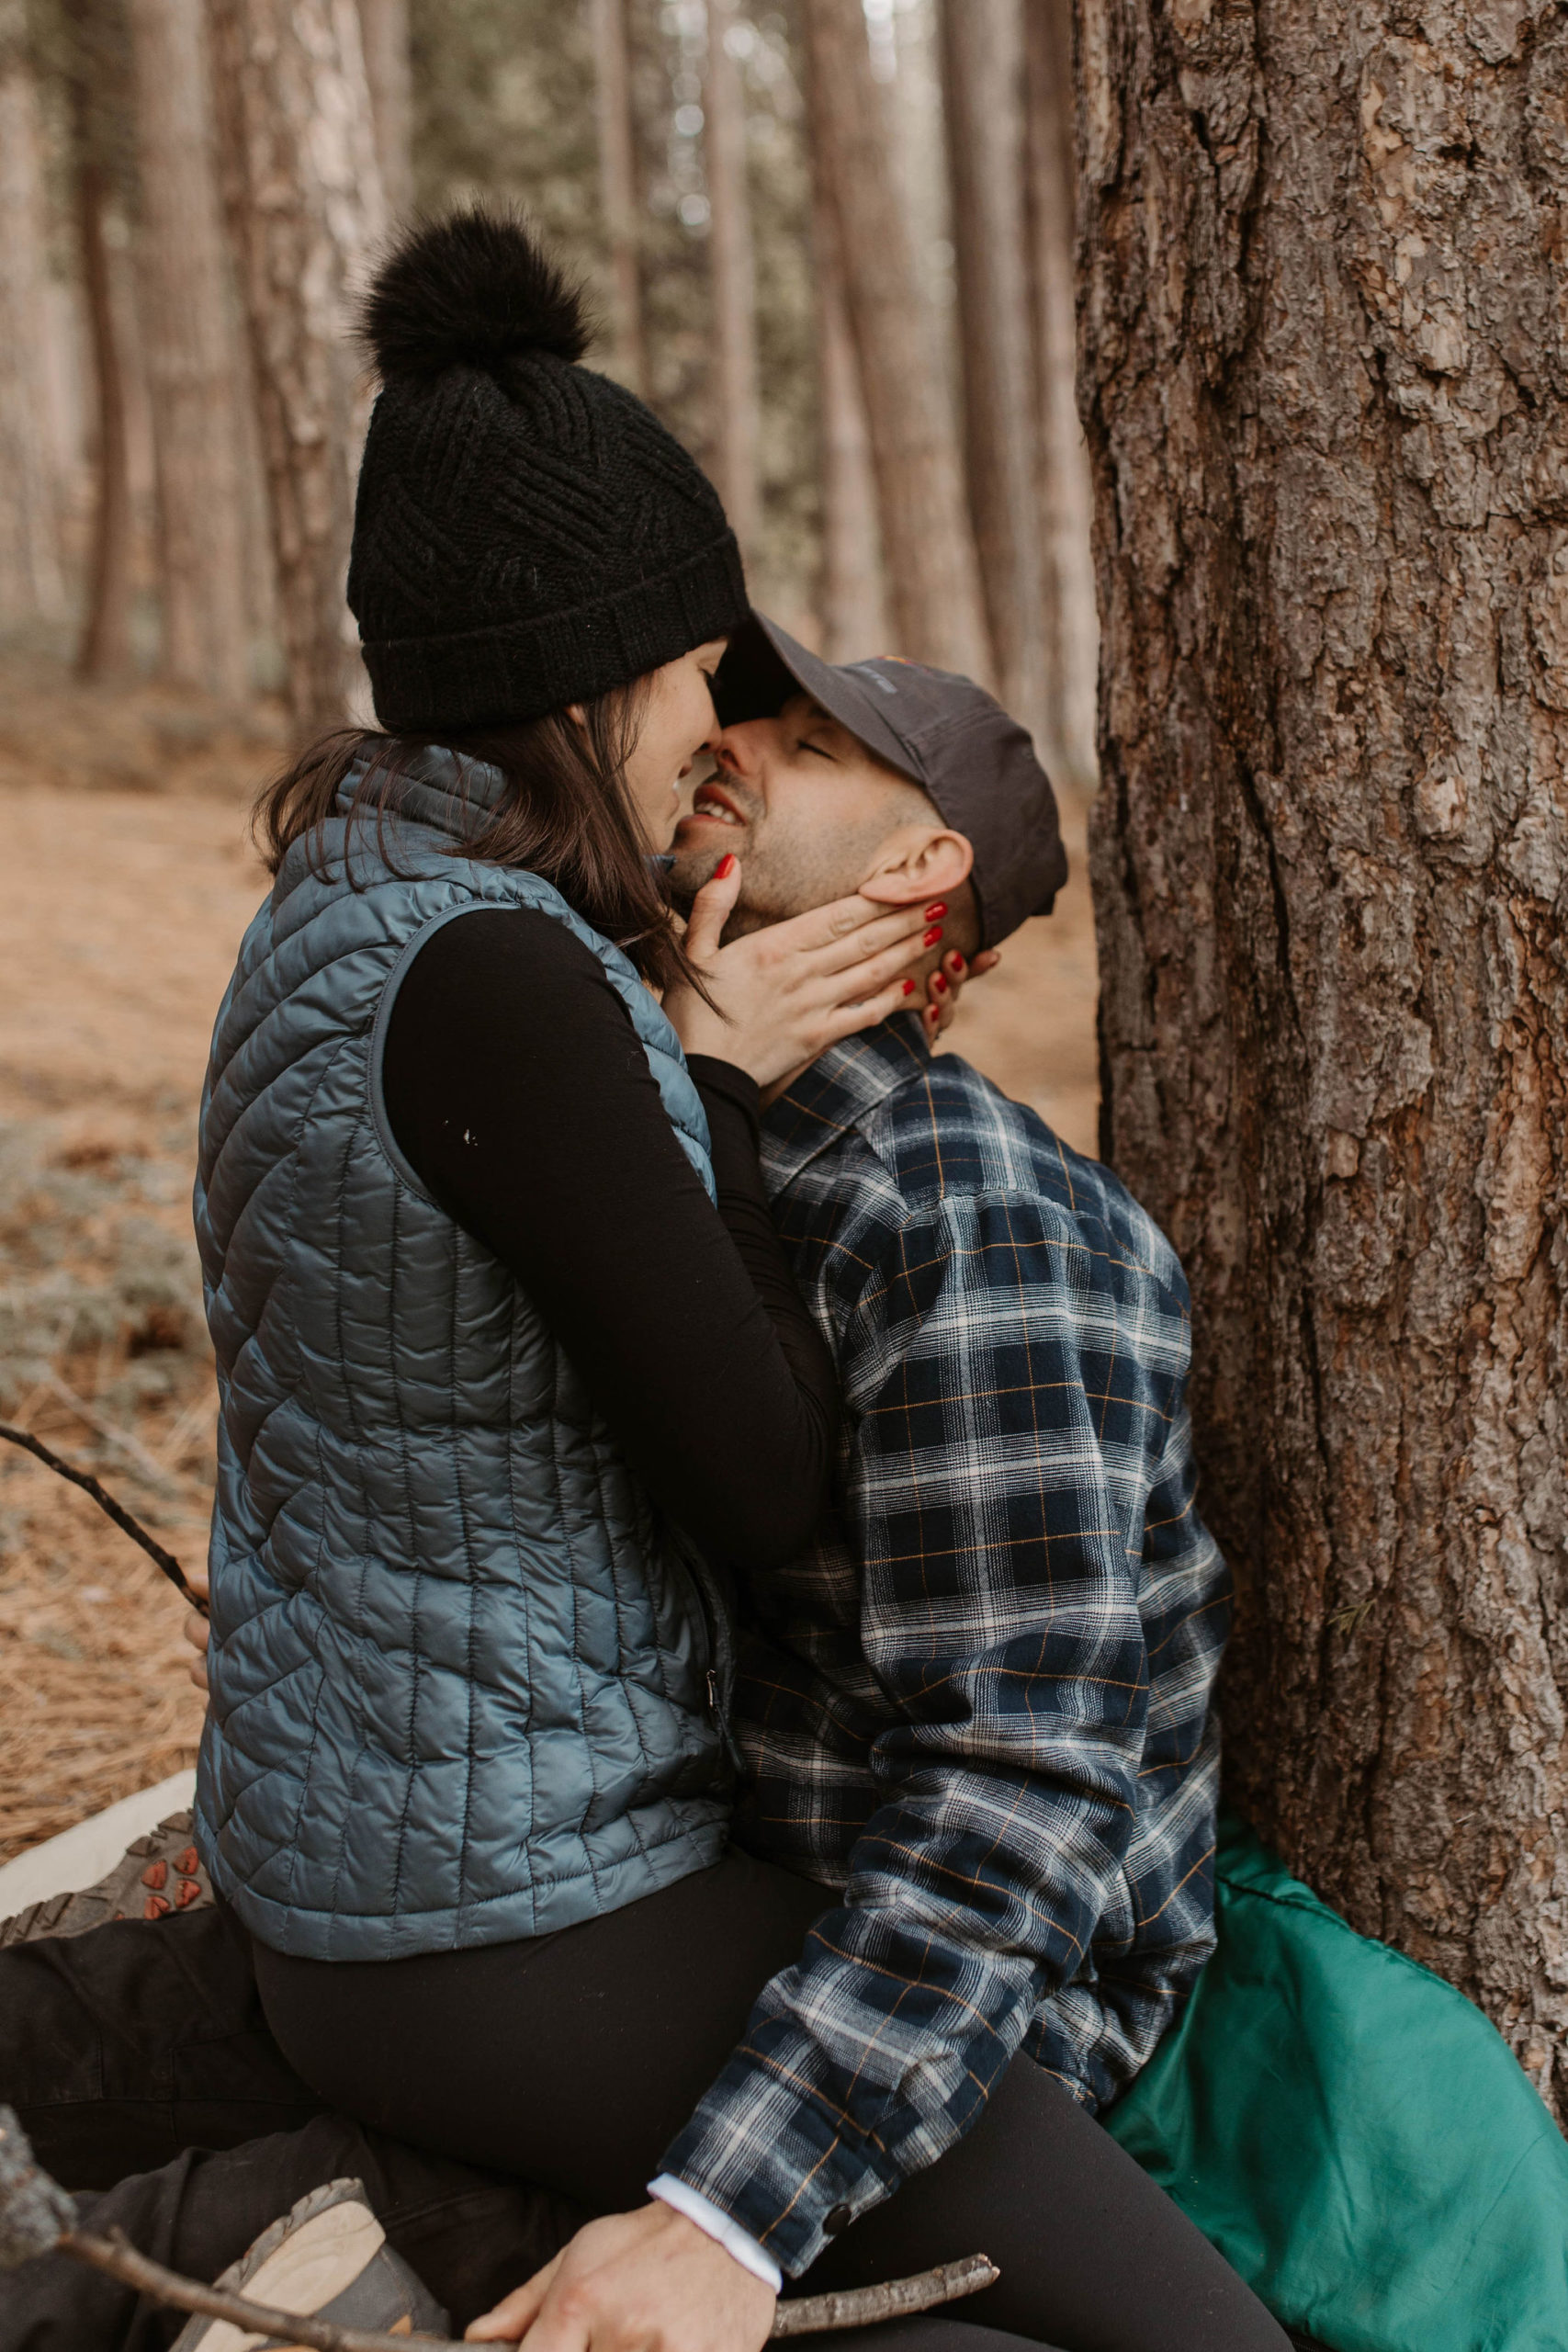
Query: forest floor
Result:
<box><xmin>0</xmin><ymin>648</ymin><xmax>1100</xmax><ymax>1865</ymax></box>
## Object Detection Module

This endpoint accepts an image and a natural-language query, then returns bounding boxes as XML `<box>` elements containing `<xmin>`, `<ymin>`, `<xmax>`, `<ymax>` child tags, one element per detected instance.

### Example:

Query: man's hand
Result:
<box><xmin>465</xmin><ymin>2203</ymin><xmax>776</xmax><ymax>2352</ymax></box>
<box><xmin>182</xmin><ymin>1569</ymin><xmax>210</xmax><ymax>1693</ymax></box>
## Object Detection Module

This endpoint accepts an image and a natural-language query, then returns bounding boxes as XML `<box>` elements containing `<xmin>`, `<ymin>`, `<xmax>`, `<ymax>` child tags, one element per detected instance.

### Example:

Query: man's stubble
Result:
<box><xmin>669</xmin><ymin>808</ymin><xmax>896</xmax><ymax>942</ymax></box>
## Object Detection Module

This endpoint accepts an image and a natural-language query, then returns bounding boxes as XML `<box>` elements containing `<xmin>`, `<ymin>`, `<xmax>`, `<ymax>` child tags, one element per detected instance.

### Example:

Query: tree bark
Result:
<box><xmin>207</xmin><ymin>0</ymin><xmax>386</xmax><ymax>742</ymax></box>
<box><xmin>357</xmin><ymin>0</ymin><xmax>412</xmax><ymax>220</ymax></box>
<box><xmin>800</xmin><ymin>0</ymin><xmax>991</xmax><ymax>679</ymax></box>
<box><xmin>127</xmin><ymin>0</ymin><xmax>250</xmax><ymax>699</ymax></box>
<box><xmin>941</xmin><ymin>0</ymin><xmax>1047</xmax><ymax>743</ymax></box>
<box><xmin>589</xmin><ymin>0</ymin><xmax>645</xmax><ymax>396</ymax></box>
<box><xmin>0</xmin><ymin>0</ymin><xmax>65</xmax><ymax>628</ymax></box>
<box><xmin>1078</xmin><ymin>0</ymin><xmax>1568</xmax><ymax>2109</ymax></box>
<box><xmin>1023</xmin><ymin>0</ymin><xmax>1096</xmax><ymax>786</ymax></box>
<box><xmin>705</xmin><ymin>0</ymin><xmax>761</xmax><ymax>560</ymax></box>
<box><xmin>811</xmin><ymin>162</ymin><xmax>886</xmax><ymax>660</ymax></box>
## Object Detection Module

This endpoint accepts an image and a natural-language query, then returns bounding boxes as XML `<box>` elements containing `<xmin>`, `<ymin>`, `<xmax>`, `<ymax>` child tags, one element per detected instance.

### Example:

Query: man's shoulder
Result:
<box><xmin>852</xmin><ymin>1051</ymin><xmax>1186</xmax><ymax>1300</ymax></box>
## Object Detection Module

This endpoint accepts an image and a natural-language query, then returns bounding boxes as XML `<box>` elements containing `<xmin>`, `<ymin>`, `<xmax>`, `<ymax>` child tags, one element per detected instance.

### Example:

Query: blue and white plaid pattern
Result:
<box><xmin>660</xmin><ymin>1018</ymin><xmax>1230</xmax><ymax>2275</ymax></box>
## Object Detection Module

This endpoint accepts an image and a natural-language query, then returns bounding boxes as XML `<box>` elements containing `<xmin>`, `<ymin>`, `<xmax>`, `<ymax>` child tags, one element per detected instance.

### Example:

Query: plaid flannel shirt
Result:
<box><xmin>660</xmin><ymin>1017</ymin><xmax>1229</xmax><ymax>2275</ymax></box>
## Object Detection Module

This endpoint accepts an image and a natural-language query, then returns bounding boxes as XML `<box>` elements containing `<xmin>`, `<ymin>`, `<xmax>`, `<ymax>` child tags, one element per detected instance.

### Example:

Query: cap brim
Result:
<box><xmin>716</xmin><ymin>616</ymin><xmax>927</xmax><ymax>786</ymax></box>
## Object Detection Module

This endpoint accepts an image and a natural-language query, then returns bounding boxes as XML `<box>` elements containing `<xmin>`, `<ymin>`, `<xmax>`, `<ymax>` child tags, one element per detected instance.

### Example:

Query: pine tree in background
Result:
<box><xmin>589</xmin><ymin>0</ymin><xmax>646</xmax><ymax>393</ymax></box>
<box><xmin>360</xmin><ymin>0</ymin><xmax>413</xmax><ymax>219</ymax></box>
<box><xmin>941</xmin><ymin>0</ymin><xmax>1047</xmax><ymax>749</ymax></box>
<box><xmin>1022</xmin><ymin>0</ymin><xmax>1095</xmax><ymax>788</ymax></box>
<box><xmin>60</xmin><ymin>0</ymin><xmax>136</xmax><ymax>679</ymax></box>
<box><xmin>207</xmin><ymin>0</ymin><xmax>386</xmax><ymax>740</ymax></box>
<box><xmin>126</xmin><ymin>0</ymin><xmax>250</xmax><ymax>699</ymax></box>
<box><xmin>705</xmin><ymin>0</ymin><xmax>761</xmax><ymax>562</ymax></box>
<box><xmin>0</xmin><ymin>0</ymin><xmax>65</xmax><ymax>631</ymax></box>
<box><xmin>800</xmin><ymin>0</ymin><xmax>988</xmax><ymax>676</ymax></box>
<box><xmin>810</xmin><ymin>151</ymin><xmax>886</xmax><ymax>660</ymax></box>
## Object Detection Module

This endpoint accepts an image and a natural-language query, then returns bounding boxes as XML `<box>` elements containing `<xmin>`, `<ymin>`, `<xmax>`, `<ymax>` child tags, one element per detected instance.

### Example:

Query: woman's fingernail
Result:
<box><xmin>947</xmin><ymin>952</ymin><xmax>965</xmax><ymax>974</ymax></box>
<box><xmin>903</xmin><ymin>978</ymin><xmax>917</xmax><ymax>995</ymax></box>
<box><xmin>932</xmin><ymin>973</ymin><xmax>948</xmax><ymax>994</ymax></box>
<box><xmin>923</xmin><ymin>925</ymin><xmax>944</xmax><ymax>947</ymax></box>
<box><xmin>924</xmin><ymin>901</ymin><xmax>948</xmax><ymax>920</ymax></box>
<box><xmin>715</xmin><ymin>854</ymin><xmax>736</xmax><ymax>878</ymax></box>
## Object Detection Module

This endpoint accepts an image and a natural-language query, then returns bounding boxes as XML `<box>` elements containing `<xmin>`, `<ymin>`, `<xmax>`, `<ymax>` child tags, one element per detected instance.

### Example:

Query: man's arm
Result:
<box><xmin>660</xmin><ymin>1192</ymin><xmax>1184</xmax><ymax>2276</ymax></box>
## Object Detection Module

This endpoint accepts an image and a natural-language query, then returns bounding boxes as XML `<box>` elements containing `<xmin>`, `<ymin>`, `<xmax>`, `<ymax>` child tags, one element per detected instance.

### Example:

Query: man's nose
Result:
<box><xmin>714</xmin><ymin>719</ymin><xmax>764</xmax><ymax>777</ymax></box>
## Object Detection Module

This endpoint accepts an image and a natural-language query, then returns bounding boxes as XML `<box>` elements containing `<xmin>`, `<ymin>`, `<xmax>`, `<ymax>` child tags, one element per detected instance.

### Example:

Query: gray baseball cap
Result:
<box><xmin>712</xmin><ymin>614</ymin><xmax>1068</xmax><ymax>946</ymax></box>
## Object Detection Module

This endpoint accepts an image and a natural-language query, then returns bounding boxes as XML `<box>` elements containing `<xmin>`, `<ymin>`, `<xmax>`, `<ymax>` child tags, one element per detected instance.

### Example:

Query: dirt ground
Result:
<box><xmin>0</xmin><ymin>653</ymin><xmax>1099</xmax><ymax>1864</ymax></box>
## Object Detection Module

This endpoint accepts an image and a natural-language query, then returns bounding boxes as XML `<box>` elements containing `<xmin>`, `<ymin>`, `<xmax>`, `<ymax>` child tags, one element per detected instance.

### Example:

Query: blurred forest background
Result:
<box><xmin>0</xmin><ymin>0</ymin><xmax>1100</xmax><ymax>1863</ymax></box>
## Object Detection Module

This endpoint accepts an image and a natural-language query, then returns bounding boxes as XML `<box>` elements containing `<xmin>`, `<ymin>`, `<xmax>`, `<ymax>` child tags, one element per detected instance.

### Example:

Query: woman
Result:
<box><xmin>198</xmin><ymin>209</ymin><xmax>934</xmax><ymax>1974</ymax></box>
<box><xmin>202</xmin><ymin>211</ymin><xmax>1286</xmax><ymax>2352</ymax></box>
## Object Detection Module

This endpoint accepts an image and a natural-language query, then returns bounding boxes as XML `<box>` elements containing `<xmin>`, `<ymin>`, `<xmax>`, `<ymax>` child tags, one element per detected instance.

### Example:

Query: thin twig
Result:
<box><xmin>40</xmin><ymin>1371</ymin><xmax>181</xmax><ymax>1492</ymax></box>
<box><xmin>773</xmin><ymin>2253</ymin><xmax>999</xmax><ymax>2335</ymax></box>
<box><xmin>62</xmin><ymin>2230</ymin><xmax>998</xmax><ymax>2347</ymax></box>
<box><xmin>0</xmin><ymin>1421</ymin><xmax>208</xmax><ymax>1614</ymax></box>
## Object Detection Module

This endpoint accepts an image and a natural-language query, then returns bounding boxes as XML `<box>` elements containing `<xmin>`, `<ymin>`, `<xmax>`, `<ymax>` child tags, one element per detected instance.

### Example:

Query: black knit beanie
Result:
<box><xmin>348</xmin><ymin>209</ymin><xmax>750</xmax><ymax>734</ymax></box>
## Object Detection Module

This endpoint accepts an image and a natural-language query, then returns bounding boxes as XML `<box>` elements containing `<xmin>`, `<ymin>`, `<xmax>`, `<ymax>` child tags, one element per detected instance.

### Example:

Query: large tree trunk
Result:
<box><xmin>0</xmin><ymin>1</ymin><xmax>65</xmax><ymax>629</ymax></box>
<box><xmin>207</xmin><ymin>0</ymin><xmax>386</xmax><ymax>742</ymax></box>
<box><xmin>357</xmin><ymin>0</ymin><xmax>412</xmax><ymax>220</ymax></box>
<box><xmin>811</xmin><ymin>164</ymin><xmax>886</xmax><ymax>661</ymax></box>
<box><xmin>705</xmin><ymin>0</ymin><xmax>761</xmax><ymax>561</ymax></box>
<box><xmin>801</xmin><ymin>0</ymin><xmax>990</xmax><ymax>679</ymax></box>
<box><xmin>1079</xmin><ymin>0</ymin><xmax>1568</xmax><ymax>2108</ymax></box>
<box><xmin>127</xmin><ymin>0</ymin><xmax>250</xmax><ymax>699</ymax></box>
<box><xmin>589</xmin><ymin>0</ymin><xmax>645</xmax><ymax>396</ymax></box>
<box><xmin>1022</xmin><ymin>0</ymin><xmax>1096</xmax><ymax>787</ymax></box>
<box><xmin>940</xmin><ymin>0</ymin><xmax>1047</xmax><ymax>743</ymax></box>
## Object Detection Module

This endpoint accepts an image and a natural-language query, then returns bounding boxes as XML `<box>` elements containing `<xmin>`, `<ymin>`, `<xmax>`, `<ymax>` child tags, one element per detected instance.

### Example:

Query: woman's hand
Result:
<box><xmin>919</xmin><ymin>944</ymin><xmax>1002</xmax><ymax>1046</ymax></box>
<box><xmin>665</xmin><ymin>856</ymin><xmax>935</xmax><ymax>1090</ymax></box>
<box><xmin>465</xmin><ymin>2202</ymin><xmax>776</xmax><ymax>2352</ymax></box>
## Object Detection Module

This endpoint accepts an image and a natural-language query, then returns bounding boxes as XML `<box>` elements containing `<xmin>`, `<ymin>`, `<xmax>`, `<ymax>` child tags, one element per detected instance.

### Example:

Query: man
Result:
<box><xmin>656</xmin><ymin>615</ymin><xmax>1228</xmax><ymax>2223</ymax></box>
<box><xmin>1</xmin><ymin>622</ymin><xmax>1270</xmax><ymax>2352</ymax></box>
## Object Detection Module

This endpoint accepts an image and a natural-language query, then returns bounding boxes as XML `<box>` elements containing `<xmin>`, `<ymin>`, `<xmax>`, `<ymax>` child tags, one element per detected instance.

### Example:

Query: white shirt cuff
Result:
<box><xmin>647</xmin><ymin>2175</ymin><xmax>783</xmax><ymax>2293</ymax></box>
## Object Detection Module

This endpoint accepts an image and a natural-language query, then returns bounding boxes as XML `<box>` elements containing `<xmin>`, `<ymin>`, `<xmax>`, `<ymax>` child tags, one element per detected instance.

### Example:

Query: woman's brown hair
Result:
<box><xmin>254</xmin><ymin>680</ymin><xmax>705</xmax><ymax>999</ymax></box>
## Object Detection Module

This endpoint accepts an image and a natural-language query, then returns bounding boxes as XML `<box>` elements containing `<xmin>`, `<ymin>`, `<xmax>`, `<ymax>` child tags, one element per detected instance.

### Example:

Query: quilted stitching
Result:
<box><xmin>192</xmin><ymin>758</ymin><xmax>729</xmax><ymax>1960</ymax></box>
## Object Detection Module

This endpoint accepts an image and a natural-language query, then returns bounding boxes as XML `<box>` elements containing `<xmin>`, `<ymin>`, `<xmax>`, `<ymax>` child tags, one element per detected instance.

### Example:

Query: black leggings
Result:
<box><xmin>254</xmin><ymin>1849</ymin><xmax>1288</xmax><ymax>2352</ymax></box>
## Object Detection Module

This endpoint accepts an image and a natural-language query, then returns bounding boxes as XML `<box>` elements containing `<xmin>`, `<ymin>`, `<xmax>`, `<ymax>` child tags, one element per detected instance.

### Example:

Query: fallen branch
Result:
<box><xmin>0</xmin><ymin>1423</ymin><xmax>208</xmax><ymax>1614</ymax></box>
<box><xmin>0</xmin><ymin>2108</ymin><xmax>996</xmax><ymax>2345</ymax></box>
<box><xmin>773</xmin><ymin>2253</ymin><xmax>998</xmax><ymax>2335</ymax></box>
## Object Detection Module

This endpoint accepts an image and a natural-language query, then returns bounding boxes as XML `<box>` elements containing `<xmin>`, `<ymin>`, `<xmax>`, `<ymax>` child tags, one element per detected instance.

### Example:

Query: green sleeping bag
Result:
<box><xmin>1103</xmin><ymin>1811</ymin><xmax>1568</xmax><ymax>2351</ymax></box>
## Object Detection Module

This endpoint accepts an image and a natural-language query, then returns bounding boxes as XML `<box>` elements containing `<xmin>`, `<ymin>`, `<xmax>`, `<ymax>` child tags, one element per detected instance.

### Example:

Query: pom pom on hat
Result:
<box><xmin>360</xmin><ymin>206</ymin><xmax>593</xmax><ymax>382</ymax></box>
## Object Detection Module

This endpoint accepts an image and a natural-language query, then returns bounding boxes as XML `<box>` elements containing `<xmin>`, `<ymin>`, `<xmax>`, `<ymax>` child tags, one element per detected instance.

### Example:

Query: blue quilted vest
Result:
<box><xmin>192</xmin><ymin>748</ymin><xmax>730</xmax><ymax>1960</ymax></box>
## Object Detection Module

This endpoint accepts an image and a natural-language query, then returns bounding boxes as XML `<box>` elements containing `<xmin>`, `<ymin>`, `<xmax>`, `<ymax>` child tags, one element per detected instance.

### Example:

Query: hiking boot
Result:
<box><xmin>169</xmin><ymin>2177</ymin><xmax>450</xmax><ymax>2348</ymax></box>
<box><xmin>0</xmin><ymin>1809</ymin><xmax>213</xmax><ymax>1949</ymax></box>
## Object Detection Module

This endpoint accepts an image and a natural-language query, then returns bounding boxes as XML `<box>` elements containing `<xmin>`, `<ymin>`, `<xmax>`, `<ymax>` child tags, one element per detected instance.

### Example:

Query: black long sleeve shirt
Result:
<box><xmin>380</xmin><ymin>907</ymin><xmax>838</xmax><ymax>1569</ymax></box>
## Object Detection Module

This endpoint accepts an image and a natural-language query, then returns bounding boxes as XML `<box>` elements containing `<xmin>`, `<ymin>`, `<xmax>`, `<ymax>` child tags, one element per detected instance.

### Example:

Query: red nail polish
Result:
<box><xmin>924</xmin><ymin>901</ymin><xmax>948</xmax><ymax>921</ymax></box>
<box><xmin>932</xmin><ymin>973</ymin><xmax>948</xmax><ymax>994</ymax></box>
<box><xmin>902</xmin><ymin>978</ymin><xmax>917</xmax><ymax>995</ymax></box>
<box><xmin>923</xmin><ymin>925</ymin><xmax>944</xmax><ymax>947</ymax></box>
<box><xmin>949</xmin><ymin>953</ymin><xmax>965</xmax><ymax>974</ymax></box>
<box><xmin>715</xmin><ymin>853</ymin><xmax>736</xmax><ymax>878</ymax></box>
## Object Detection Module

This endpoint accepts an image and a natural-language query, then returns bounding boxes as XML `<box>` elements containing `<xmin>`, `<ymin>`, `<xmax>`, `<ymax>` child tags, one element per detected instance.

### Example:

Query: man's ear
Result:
<box><xmin>855</xmin><ymin>824</ymin><xmax>975</xmax><ymax>909</ymax></box>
